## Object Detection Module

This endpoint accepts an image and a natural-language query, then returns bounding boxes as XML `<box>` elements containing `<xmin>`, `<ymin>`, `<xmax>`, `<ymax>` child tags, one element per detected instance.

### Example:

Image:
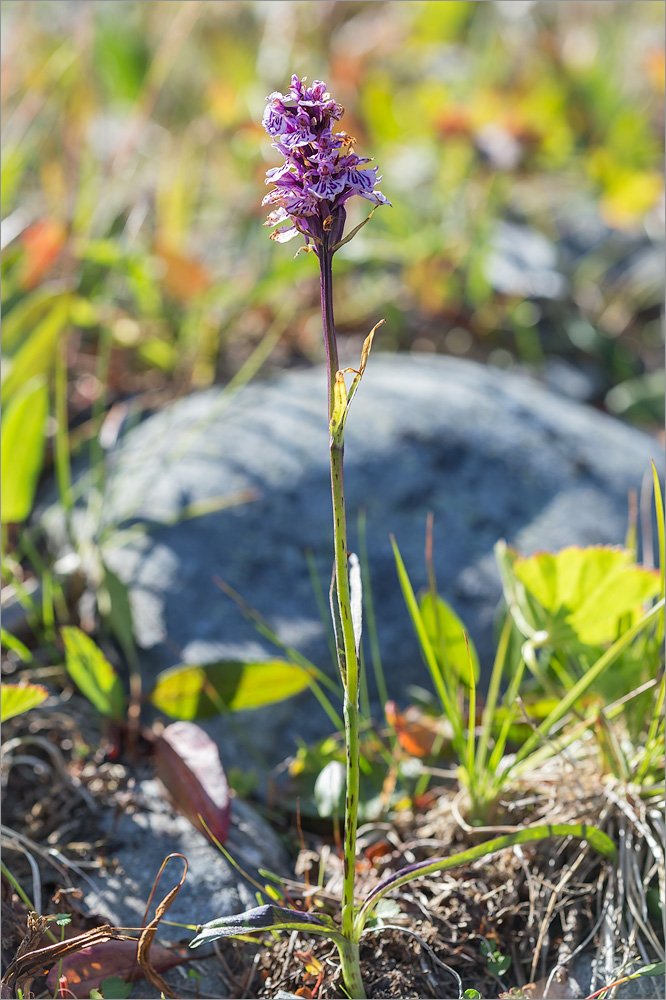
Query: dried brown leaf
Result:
<box><xmin>136</xmin><ymin>853</ymin><xmax>188</xmax><ymax>999</ymax></box>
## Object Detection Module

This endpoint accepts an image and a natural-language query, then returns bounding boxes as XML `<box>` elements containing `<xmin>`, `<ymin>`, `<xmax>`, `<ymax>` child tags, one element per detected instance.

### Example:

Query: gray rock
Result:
<box><xmin>81</xmin><ymin>781</ymin><xmax>288</xmax><ymax>999</ymax></box>
<box><xmin>52</xmin><ymin>355</ymin><xmax>661</xmax><ymax>768</ymax></box>
<box><xmin>84</xmin><ymin>780</ymin><xmax>288</xmax><ymax>929</ymax></box>
<box><xmin>570</xmin><ymin>952</ymin><xmax>665</xmax><ymax>1000</ymax></box>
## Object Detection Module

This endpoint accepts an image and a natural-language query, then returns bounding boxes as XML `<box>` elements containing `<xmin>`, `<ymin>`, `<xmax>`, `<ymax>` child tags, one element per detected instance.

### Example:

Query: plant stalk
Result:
<box><xmin>320</xmin><ymin>244</ymin><xmax>339</xmax><ymax>419</ymax></box>
<box><xmin>319</xmin><ymin>242</ymin><xmax>362</xmax><ymax>961</ymax></box>
<box><xmin>338</xmin><ymin>936</ymin><xmax>366</xmax><ymax>1000</ymax></box>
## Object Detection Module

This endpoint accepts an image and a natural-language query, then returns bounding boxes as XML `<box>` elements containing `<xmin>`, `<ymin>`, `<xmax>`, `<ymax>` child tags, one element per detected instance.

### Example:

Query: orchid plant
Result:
<box><xmin>189</xmin><ymin>76</ymin><xmax>617</xmax><ymax>999</ymax></box>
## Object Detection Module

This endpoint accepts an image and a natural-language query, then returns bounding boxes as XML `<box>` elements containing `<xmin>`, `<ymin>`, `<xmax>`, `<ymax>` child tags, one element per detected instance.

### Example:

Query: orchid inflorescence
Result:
<box><xmin>190</xmin><ymin>75</ymin><xmax>619</xmax><ymax>1000</ymax></box>
<box><xmin>262</xmin><ymin>74</ymin><xmax>390</xmax><ymax>251</ymax></box>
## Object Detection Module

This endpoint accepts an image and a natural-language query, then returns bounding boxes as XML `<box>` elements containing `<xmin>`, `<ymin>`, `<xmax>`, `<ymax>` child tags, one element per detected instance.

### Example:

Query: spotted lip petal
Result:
<box><xmin>261</xmin><ymin>75</ymin><xmax>390</xmax><ymax>250</ymax></box>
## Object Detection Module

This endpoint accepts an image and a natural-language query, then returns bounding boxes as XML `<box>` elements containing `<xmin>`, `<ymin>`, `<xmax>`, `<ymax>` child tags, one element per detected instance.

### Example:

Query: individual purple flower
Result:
<box><xmin>261</xmin><ymin>75</ymin><xmax>390</xmax><ymax>253</ymax></box>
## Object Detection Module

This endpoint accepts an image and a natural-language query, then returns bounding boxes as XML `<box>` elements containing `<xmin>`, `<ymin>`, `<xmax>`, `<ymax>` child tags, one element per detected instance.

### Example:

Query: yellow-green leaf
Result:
<box><xmin>1</xmin><ymin>376</ymin><xmax>49</xmax><ymax>523</ymax></box>
<box><xmin>419</xmin><ymin>592</ymin><xmax>480</xmax><ymax>684</ymax></box>
<box><xmin>1</xmin><ymin>295</ymin><xmax>70</xmax><ymax>401</ymax></box>
<box><xmin>150</xmin><ymin>659</ymin><xmax>311</xmax><ymax>719</ymax></box>
<box><xmin>513</xmin><ymin>546</ymin><xmax>661</xmax><ymax>647</ymax></box>
<box><xmin>62</xmin><ymin>626</ymin><xmax>125</xmax><ymax>721</ymax></box>
<box><xmin>1</xmin><ymin>682</ymin><xmax>48</xmax><ymax>722</ymax></box>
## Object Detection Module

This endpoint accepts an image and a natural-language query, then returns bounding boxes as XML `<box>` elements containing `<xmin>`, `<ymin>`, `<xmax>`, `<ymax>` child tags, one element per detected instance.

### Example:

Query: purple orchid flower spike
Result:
<box><xmin>262</xmin><ymin>74</ymin><xmax>391</xmax><ymax>253</ymax></box>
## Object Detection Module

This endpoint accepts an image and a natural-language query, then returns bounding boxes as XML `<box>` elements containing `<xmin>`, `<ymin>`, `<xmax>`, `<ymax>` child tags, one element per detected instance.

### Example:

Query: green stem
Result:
<box><xmin>319</xmin><ymin>244</ymin><xmax>340</xmax><ymax>421</ymax></box>
<box><xmin>337</xmin><ymin>936</ymin><xmax>366</xmax><ymax>1000</ymax></box>
<box><xmin>319</xmin><ymin>244</ymin><xmax>362</xmax><ymax>960</ymax></box>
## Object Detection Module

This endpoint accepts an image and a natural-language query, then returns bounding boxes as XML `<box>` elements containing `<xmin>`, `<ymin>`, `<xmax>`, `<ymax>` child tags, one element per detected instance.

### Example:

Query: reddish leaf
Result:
<box><xmin>155</xmin><ymin>721</ymin><xmax>231</xmax><ymax>845</ymax></box>
<box><xmin>364</xmin><ymin>840</ymin><xmax>393</xmax><ymax>866</ymax></box>
<box><xmin>20</xmin><ymin>218</ymin><xmax>67</xmax><ymax>289</ymax></box>
<box><xmin>45</xmin><ymin>939</ymin><xmax>188</xmax><ymax>998</ymax></box>
<box><xmin>385</xmin><ymin>701</ymin><xmax>442</xmax><ymax>758</ymax></box>
<box><xmin>155</xmin><ymin>242</ymin><xmax>211</xmax><ymax>302</ymax></box>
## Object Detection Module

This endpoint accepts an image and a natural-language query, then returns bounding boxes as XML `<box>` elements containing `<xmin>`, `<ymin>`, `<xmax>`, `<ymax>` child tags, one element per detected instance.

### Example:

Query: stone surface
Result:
<box><xmin>84</xmin><ymin>780</ymin><xmax>288</xmax><ymax>930</ymax></box>
<box><xmin>52</xmin><ymin>355</ymin><xmax>662</xmax><ymax>767</ymax></box>
<box><xmin>570</xmin><ymin>953</ymin><xmax>665</xmax><ymax>1000</ymax></box>
<box><xmin>81</xmin><ymin>780</ymin><xmax>289</xmax><ymax>998</ymax></box>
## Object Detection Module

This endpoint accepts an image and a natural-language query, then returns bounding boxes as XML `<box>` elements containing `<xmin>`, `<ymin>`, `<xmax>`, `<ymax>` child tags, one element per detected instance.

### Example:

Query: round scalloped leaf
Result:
<box><xmin>512</xmin><ymin>546</ymin><xmax>661</xmax><ymax>647</ymax></box>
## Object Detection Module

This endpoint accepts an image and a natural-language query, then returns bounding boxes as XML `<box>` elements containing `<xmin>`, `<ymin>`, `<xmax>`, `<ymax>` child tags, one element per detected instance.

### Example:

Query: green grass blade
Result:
<box><xmin>475</xmin><ymin>613</ymin><xmax>512</xmax><ymax>779</ymax></box>
<box><xmin>652</xmin><ymin>460</ymin><xmax>665</xmax><ymax>644</ymax></box>
<box><xmin>54</xmin><ymin>336</ymin><xmax>73</xmax><ymax>515</ymax></box>
<box><xmin>390</xmin><ymin>535</ymin><xmax>464</xmax><ymax>751</ymax></box>
<box><xmin>510</xmin><ymin>597</ymin><xmax>665</xmax><ymax>772</ymax></box>
<box><xmin>213</xmin><ymin>577</ymin><xmax>343</xmax><ymax>731</ymax></box>
<box><xmin>509</xmin><ymin>678</ymin><xmax>656</xmax><ymax>779</ymax></box>
<box><xmin>464</xmin><ymin>632</ymin><xmax>476</xmax><ymax>789</ymax></box>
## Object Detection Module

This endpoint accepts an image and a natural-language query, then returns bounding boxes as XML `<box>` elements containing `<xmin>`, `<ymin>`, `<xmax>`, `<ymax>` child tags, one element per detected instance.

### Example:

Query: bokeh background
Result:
<box><xmin>2</xmin><ymin>0</ymin><xmax>664</xmax><ymax>438</ymax></box>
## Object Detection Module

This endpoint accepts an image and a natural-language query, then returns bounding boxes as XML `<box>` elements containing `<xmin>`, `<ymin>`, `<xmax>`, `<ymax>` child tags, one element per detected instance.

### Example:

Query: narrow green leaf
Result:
<box><xmin>190</xmin><ymin>903</ymin><xmax>344</xmax><ymax>950</ymax></box>
<box><xmin>99</xmin><ymin>562</ymin><xmax>138</xmax><ymax>668</ymax></box>
<box><xmin>1</xmin><ymin>296</ymin><xmax>70</xmax><ymax>401</ymax></box>
<box><xmin>391</xmin><ymin>536</ymin><xmax>464</xmax><ymax>748</ymax></box>
<box><xmin>355</xmin><ymin>822</ymin><xmax>617</xmax><ymax>936</ymax></box>
<box><xmin>61</xmin><ymin>625</ymin><xmax>125</xmax><ymax>721</ymax></box>
<box><xmin>1</xmin><ymin>376</ymin><xmax>49</xmax><ymax>523</ymax></box>
<box><xmin>1</xmin><ymin>628</ymin><xmax>34</xmax><ymax>663</ymax></box>
<box><xmin>634</xmin><ymin>961</ymin><xmax>665</xmax><ymax>978</ymax></box>
<box><xmin>150</xmin><ymin>659</ymin><xmax>311</xmax><ymax>719</ymax></box>
<box><xmin>1</xmin><ymin>682</ymin><xmax>48</xmax><ymax>722</ymax></box>
<box><xmin>1</xmin><ymin>287</ymin><xmax>69</xmax><ymax>355</ymax></box>
<box><xmin>652</xmin><ymin>461</ymin><xmax>665</xmax><ymax>605</ymax></box>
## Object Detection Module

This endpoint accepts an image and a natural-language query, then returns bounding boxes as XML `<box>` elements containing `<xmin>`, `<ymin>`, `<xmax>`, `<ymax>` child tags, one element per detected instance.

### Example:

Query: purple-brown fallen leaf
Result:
<box><xmin>154</xmin><ymin>720</ymin><xmax>231</xmax><ymax>844</ymax></box>
<box><xmin>45</xmin><ymin>939</ymin><xmax>188</xmax><ymax>998</ymax></box>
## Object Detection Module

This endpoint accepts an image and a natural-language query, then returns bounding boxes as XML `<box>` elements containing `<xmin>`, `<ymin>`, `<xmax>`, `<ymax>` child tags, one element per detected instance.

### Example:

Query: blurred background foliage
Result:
<box><xmin>1</xmin><ymin>0</ymin><xmax>664</xmax><ymax>452</ymax></box>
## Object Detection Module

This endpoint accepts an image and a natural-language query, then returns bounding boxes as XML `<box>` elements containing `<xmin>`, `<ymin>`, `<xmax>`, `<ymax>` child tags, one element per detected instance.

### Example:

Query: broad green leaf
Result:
<box><xmin>1</xmin><ymin>376</ymin><xmax>49</xmax><ymax>523</ymax></box>
<box><xmin>62</xmin><ymin>626</ymin><xmax>125</xmax><ymax>721</ymax></box>
<box><xmin>1</xmin><ymin>682</ymin><xmax>48</xmax><ymax>722</ymax></box>
<box><xmin>150</xmin><ymin>659</ymin><xmax>311</xmax><ymax>719</ymax></box>
<box><xmin>98</xmin><ymin>978</ymin><xmax>132</xmax><ymax>1000</ymax></box>
<box><xmin>512</xmin><ymin>546</ymin><xmax>660</xmax><ymax>646</ymax></box>
<box><xmin>1</xmin><ymin>296</ymin><xmax>70</xmax><ymax>401</ymax></box>
<box><xmin>420</xmin><ymin>592</ymin><xmax>479</xmax><ymax>683</ymax></box>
